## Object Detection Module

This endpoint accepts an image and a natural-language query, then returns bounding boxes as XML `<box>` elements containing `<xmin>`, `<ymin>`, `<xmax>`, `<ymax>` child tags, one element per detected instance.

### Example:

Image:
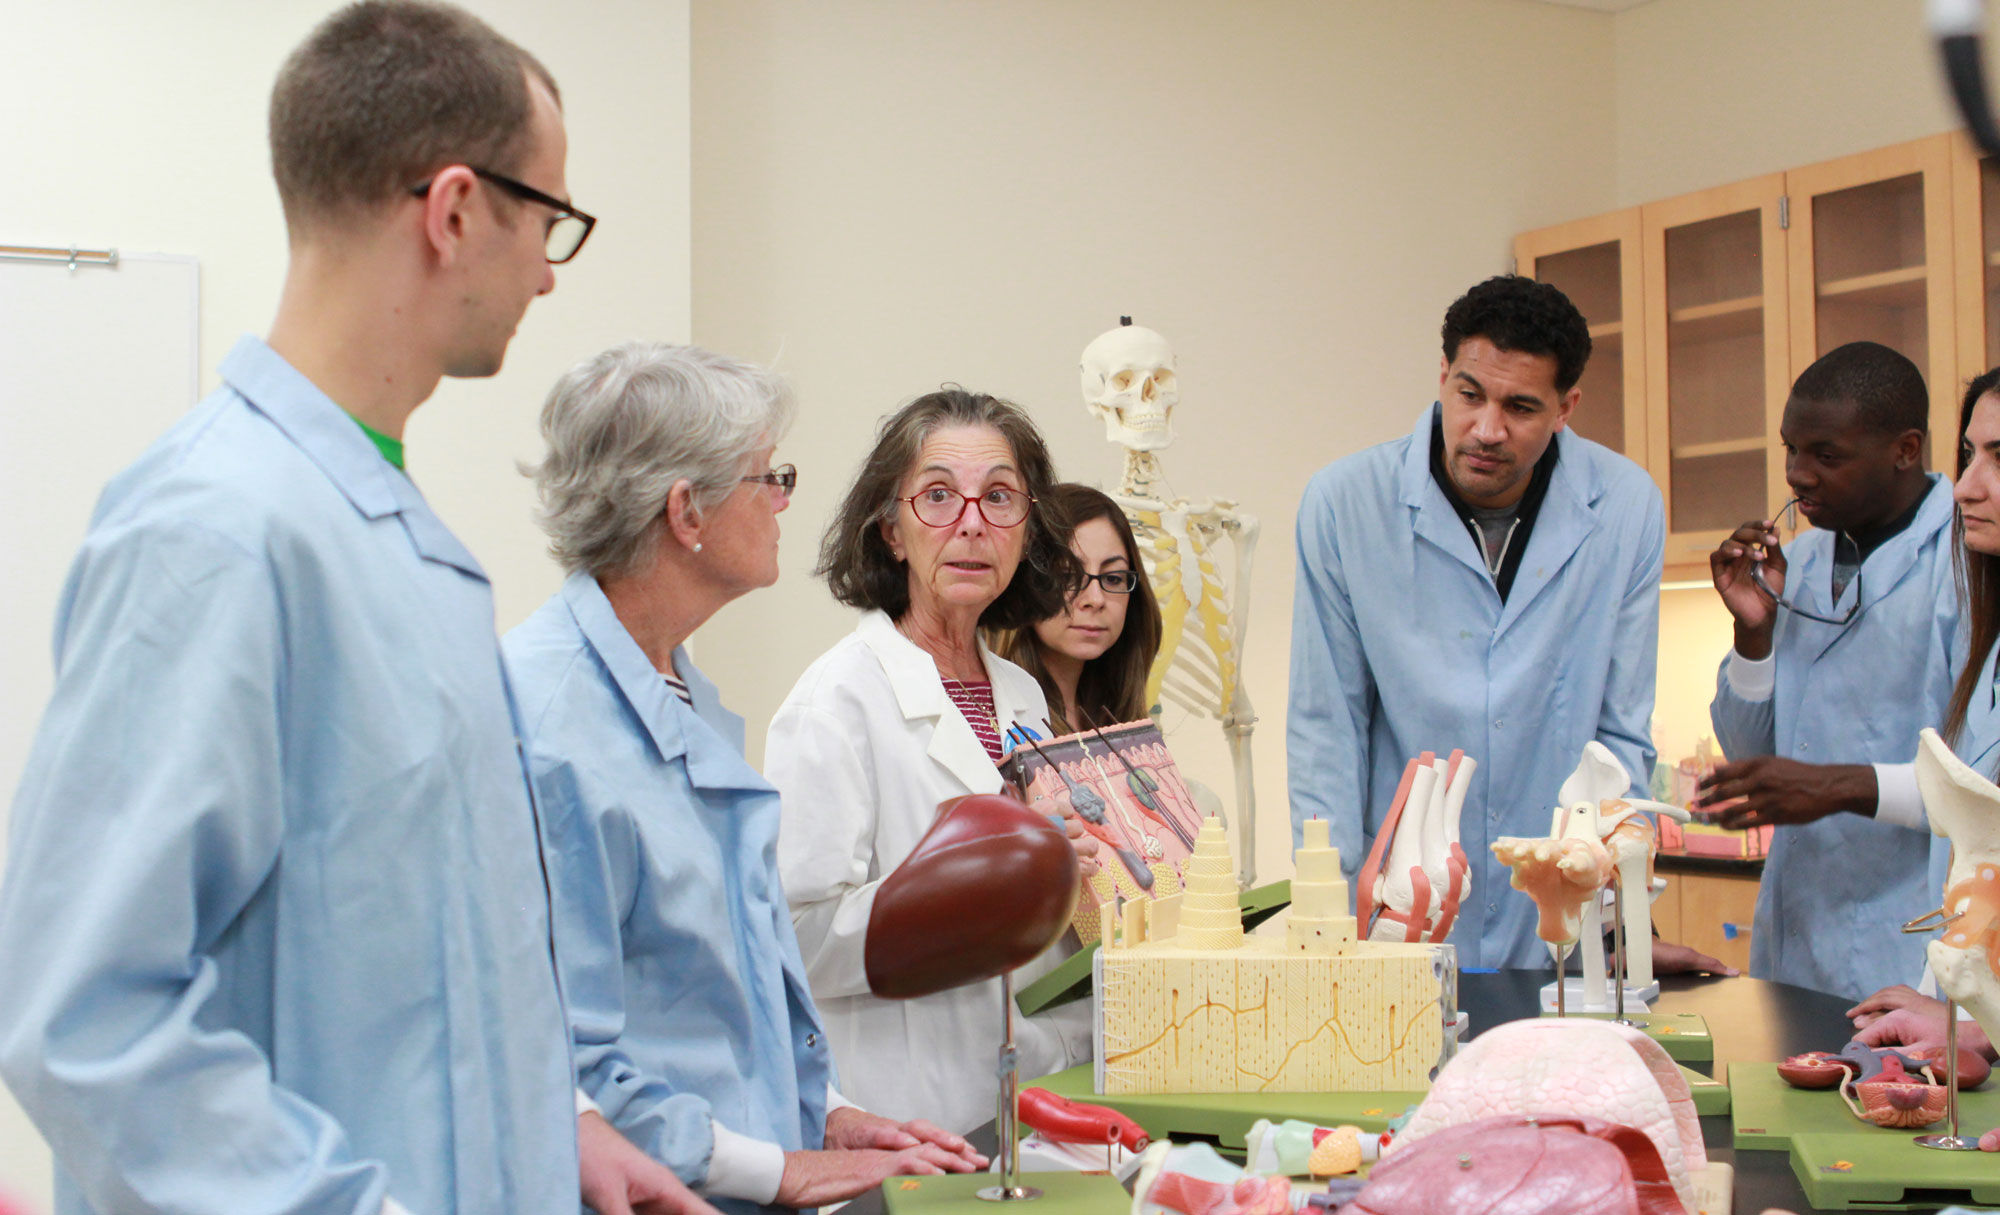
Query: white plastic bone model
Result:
<box><xmin>1912</xmin><ymin>728</ymin><xmax>2000</xmax><ymax>1043</ymax></box>
<box><xmin>1357</xmin><ymin>750</ymin><xmax>1474</xmax><ymax>944</ymax></box>
<box><xmin>1495</xmin><ymin>742</ymin><xmax>1688</xmax><ymax>1008</ymax></box>
<box><xmin>1083</xmin><ymin>319</ymin><xmax>1262</xmax><ymax>886</ymax></box>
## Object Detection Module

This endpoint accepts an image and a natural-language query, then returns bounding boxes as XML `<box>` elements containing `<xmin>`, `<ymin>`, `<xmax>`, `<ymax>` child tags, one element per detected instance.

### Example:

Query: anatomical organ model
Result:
<box><xmin>1083</xmin><ymin>319</ymin><xmax>1261</xmax><ymax>886</ymax></box>
<box><xmin>1356</xmin><ymin>750</ymin><xmax>1474</xmax><ymax>945</ymax></box>
<box><xmin>1493</xmin><ymin>742</ymin><xmax>1688</xmax><ymax>1008</ymax></box>
<box><xmin>1913</xmin><ymin>727</ymin><xmax>2000</xmax><ymax>1044</ymax></box>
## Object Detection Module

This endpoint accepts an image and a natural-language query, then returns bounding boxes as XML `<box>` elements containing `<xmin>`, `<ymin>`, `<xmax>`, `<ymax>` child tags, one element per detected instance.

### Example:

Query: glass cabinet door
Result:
<box><xmin>1515</xmin><ymin>208</ymin><xmax>1646</xmax><ymax>465</ymax></box>
<box><xmin>1642</xmin><ymin>174</ymin><xmax>1791</xmax><ymax>571</ymax></box>
<box><xmin>1788</xmin><ymin>134</ymin><xmax>1956</xmax><ymax>469</ymax></box>
<box><xmin>1953</xmin><ymin>131</ymin><xmax>2000</xmax><ymax>410</ymax></box>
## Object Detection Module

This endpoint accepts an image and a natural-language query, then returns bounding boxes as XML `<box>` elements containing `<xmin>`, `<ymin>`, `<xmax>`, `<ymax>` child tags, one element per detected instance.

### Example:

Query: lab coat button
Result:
<box><xmin>806</xmin><ymin>1032</ymin><xmax>819</xmax><ymax>1048</ymax></box>
<box><xmin>1492</xmin><ymin>719</ymin><xmax>1504</xmax><ymax>730</ymax></box>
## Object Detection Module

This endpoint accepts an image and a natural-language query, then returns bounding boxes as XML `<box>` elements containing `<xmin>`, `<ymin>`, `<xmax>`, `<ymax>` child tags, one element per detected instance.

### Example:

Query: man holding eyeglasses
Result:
<box><xmin>1698</xmin><ymin>341</ymin><xmax>1959</xmax><ymax>1000</ymax></box>
<box><xmin>0</xmin><ymin>5</ymin><xmax>706</xmax><ymax>1215</ymax></box>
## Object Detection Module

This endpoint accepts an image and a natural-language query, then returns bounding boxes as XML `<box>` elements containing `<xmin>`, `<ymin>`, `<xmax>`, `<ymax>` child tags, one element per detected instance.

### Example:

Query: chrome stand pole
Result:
<box><xmin>1916</xmin><ymin>997</ymin><xmax>1981</xmax><ymax>1151</ymax></box>
<box><xmin>978</xmin><ymin>973</ymin><xmax>1042</xmax><ymax>1199</ymax></box>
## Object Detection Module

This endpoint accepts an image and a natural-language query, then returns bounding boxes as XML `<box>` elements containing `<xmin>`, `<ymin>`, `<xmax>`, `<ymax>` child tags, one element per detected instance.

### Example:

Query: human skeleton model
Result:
<box><xmin>1081</xmin><ymin>319</ymin><xmax>1261</xmax><ymax>886</ymax></box>
<box><xmin>1912</xmin><ymin>728</ymin><xmax>2000</xmax><ymax>1042</ymax></box>
<box><xmin>1493</xmin><ymin>742</ymin><xmax>1690</xmax><ymax>1007</ymax></box>
<box><xmin>1356</xmin><ymin>750</ymin><xmax>1475</xmax><ymax>944</ymax></box>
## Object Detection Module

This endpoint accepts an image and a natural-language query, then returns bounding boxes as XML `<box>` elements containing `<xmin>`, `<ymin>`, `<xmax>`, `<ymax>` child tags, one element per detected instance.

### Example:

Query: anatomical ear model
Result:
<box><xmin>1357</xmin><ymin>750</ymin><xmax>1475</xmax><ymax>944</ymax></box>
<box><xmin>1393</xmin><ymin>1018</ymin><xmax>1710</xmax><ymax>1215</ymax></box>
<box><xmin>1084</xmin><ymin>319</ymin><xmax>1262</xmax><ymax>887</ymax></box>
<box><xmin>1913</xmin><ymin>728</ymin><xmax>2000</xmax><ymax>1047</ymax></box>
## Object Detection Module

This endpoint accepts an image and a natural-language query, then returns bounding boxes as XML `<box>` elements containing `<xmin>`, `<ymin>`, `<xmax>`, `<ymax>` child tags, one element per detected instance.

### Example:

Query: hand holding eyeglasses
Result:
<box><xmin>1710</xmin><ymin>515</ymin><xmax>1787</xmax><ymax>655</ymax></box>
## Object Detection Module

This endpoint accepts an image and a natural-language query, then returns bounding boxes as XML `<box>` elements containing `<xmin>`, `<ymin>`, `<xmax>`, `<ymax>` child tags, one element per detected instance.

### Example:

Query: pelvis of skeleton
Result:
<box><xmin>1359</xmin><ymin>750</ymin><xmax>1475</xmax><ymax>944</ymax></box>
<box><xmin>1913</xmin><ymin>728</ymin><xmax>2000</xmax><ymax>1049</ymax></box>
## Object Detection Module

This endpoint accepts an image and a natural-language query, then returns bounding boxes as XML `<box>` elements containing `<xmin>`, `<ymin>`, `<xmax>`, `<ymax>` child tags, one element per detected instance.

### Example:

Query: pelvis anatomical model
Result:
<box><xmin>1912</xmin><ymin>727</ymin><xmax>2000</xmax><ymax>1046</ymax></box>
<box><xmin>1356</xmin><ymin>750</ymin><xmax>1475</xmax><ymax>944</ymax></box>
<box><xmin>1492</xmin><ymin>743</ymin><xmax>1689</xmax><ymax>1004</ymax></box>
<box><xmin>1083</xmin><ymin>319</ymin><xmax>1262</xmax><ymax>886</ymax></box>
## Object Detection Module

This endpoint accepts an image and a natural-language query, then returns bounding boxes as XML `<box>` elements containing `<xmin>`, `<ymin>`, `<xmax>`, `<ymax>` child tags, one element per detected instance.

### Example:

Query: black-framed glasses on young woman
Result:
<box><xmin>408</xmin><ymin>166</ymin><xmax>597</xmax><ymax>263</ymax></box>
<box><xmin>1747</xmin><ymin>497</ymin><xmax>1863</xmax><ymax>626</ymax></box>
<box><xmin>742</xmin><ymin>464</ymin><xmax>797</xmax><ymax>499</ymax></box>
<box><xmin>1079</xmin><ymin>569</ymin><xmax>1143</xmax><ymax>594</ymax></box>
<box><xmin>898</xmin><ymin>486</ymin><xmax>1033</xmax><ymax>528</ymax></box>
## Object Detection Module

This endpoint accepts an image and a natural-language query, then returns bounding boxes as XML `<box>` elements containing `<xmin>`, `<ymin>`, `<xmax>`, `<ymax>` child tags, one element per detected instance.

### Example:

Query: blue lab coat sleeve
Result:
<box><xmin>0</xmin><ymin>523</ymin><xmax>386</xmax><ymax>1215</ymax></box>
<box><xmin>540</xmin><ymin>756</ymin><xmax>720</xmax><ymax>1188</ymax></box>
<box><xmin>1596</xmin><ymin>483</ymin><xmax>1665</xmax><ymax>794</ymax></box>
<box><xmin>1287</xmin><ymin>471</ymin><xmax>1377</xmax><ymax>883</ymax></box>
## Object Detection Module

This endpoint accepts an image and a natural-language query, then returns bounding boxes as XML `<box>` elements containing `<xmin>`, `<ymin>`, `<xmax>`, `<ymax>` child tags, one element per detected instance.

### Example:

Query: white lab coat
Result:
<box><xmin>766</xmin><ymin>610</ymin><xmax>1090</xmax><ymax>1134</ymax></box>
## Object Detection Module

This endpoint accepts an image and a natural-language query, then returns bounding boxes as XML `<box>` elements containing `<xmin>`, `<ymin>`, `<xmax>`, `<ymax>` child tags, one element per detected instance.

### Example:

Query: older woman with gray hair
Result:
<box><xmin>504</xmin><ymin>342</ymin><xmax>982</xmax><ymax>1214</ymax></box>
<box><xmin>766</xmin><ymin>388</ymin><xmax>1099</xmax><ymax>1135</ymax></box>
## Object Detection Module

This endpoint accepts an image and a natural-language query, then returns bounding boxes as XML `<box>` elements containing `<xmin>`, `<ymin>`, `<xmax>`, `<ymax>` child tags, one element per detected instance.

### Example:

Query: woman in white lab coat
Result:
<box><xmin>765</xmin><ymin>388</ymin><xmax>1096</xmax><ymax>1134</ymax></box>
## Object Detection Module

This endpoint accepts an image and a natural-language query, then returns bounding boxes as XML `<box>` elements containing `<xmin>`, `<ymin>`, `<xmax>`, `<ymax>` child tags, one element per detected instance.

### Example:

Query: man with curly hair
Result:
<box><xmin>1287</xmin><ymin>275</ymin><xmax>1669</xmax><ymax>969</ymax></box>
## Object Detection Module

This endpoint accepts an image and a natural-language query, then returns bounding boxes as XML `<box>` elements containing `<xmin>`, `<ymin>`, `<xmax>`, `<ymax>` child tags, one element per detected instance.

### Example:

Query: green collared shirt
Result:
<box><xmin>348</xmin><ymin>414</ymin><xmax>406</xmax><ymax>470</ymax></box>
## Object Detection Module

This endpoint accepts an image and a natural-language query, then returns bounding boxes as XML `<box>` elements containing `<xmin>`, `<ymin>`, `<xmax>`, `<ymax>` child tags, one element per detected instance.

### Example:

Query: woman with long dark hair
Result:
<box><xmin>992</xmin><ymin>484</ymin><xmax>1164</xmax><ymax>736</ymax></box>
<box><xmin>1849</xmin><ymin>366</ymin><xmax>2000</xmax><ymax>1058</ymax></box>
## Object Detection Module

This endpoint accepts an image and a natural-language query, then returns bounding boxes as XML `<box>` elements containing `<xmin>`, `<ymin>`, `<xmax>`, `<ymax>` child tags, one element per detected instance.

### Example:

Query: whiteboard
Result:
<box><xmin>0</xmin><ymin>251</ymin><xmax>198</xmax><ymax>1206</ymax></box>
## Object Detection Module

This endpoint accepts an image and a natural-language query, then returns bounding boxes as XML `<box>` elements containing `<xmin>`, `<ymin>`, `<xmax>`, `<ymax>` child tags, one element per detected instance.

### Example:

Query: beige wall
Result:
<box><xmin>0</xmin><ymin>1</ymin><xmax>690</xmax><ymax>1204</ymax></box>
<box><xmin>689</xmin><ymin>0</ymin><xmax>1623</xmax><ymax>886</ymax></box>
<box><xmin>1613</xmin><ymin>0</ymin><xmax>1994</xmax><ymax>206</ymax></box>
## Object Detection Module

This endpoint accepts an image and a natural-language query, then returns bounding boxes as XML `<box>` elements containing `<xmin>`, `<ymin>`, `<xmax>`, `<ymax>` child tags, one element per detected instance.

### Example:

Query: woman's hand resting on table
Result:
<box><xmin>775</xmin><ymin>1108</ymin><xmax>987</xmax><ymax>1207</ymax></box>
<box><xmin>1846</xmin><ymin>984</ymin><xmax>1999</xmax><ymax>1061</ymax></box>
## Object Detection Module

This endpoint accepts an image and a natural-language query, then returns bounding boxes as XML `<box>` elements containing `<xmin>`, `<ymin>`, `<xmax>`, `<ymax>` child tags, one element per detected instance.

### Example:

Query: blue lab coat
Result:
<box><xmin>1710</xmin><ymin>475</ymin><xmax>1959</xmax><ymax>1000</ymax></box>
<box><xmin>1934</xmin><ymin>640</ymin><xmax>2000</xmax><ymax>914</ymax></box>
<box><xmin>507</xmin><ymin>574</ymin><xmax>832</xmax><ymax>1214</ymax></box>
<box><xmin>0</xmin><ymin>337</ymin><xmax>577</xmax><ymax>1215</ymax></box>
<box><xmin>1287</xmin><ymin>405</ymin><xmax>1664</xmax><ymax>969</ymax></box>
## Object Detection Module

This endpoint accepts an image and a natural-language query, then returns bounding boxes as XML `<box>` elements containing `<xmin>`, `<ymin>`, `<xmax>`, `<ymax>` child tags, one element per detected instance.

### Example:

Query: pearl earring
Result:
<box><xmin>693</xmin><ymin>542</ymin><xmax>703</xmax><ymax>554</ymax></box>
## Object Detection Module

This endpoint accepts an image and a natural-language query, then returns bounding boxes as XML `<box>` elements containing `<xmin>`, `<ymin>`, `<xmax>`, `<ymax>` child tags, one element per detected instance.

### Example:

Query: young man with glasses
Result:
<box><xmin>1699</xmin><ymin>340</ymin><xmax>1959</xmax><ymax>1001</ymax></box>
<box><xmin>0</xmin><ymin>5</ymin><xmax>706</xmax><ymax>1215</ymax></box>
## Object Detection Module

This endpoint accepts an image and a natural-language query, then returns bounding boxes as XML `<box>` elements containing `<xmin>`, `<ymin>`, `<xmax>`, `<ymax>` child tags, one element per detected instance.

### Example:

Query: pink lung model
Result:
<box><xmin>1392</xmin><ymin>1019</ymin><xmax>1706</xmax><ymax>1215</ymax></box>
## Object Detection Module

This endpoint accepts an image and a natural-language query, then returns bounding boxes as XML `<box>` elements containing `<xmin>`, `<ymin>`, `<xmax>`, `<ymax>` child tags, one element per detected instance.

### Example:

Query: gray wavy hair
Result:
<box><xmin>526</xmin><ymin>341</ymin><xmax>796</xmax><ymax>578</ymax></box>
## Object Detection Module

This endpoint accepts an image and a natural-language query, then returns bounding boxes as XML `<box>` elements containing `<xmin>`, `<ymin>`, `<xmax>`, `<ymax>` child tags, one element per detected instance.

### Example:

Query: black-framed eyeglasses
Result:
<box><xmin>408</xmin><ymin>166</ymin><xmax>597</xmax><ymax>264</ymax></box>
<box><xmin>1078</xmin><ymin>569</ymin><xmax>1143</xmax><ymax>595</ymax></box>
<box><xmin>899</xmin><ymin>486</ymin><xmax>1034</xmax><ymax>528</ymax></box>
<box><xmin>1749</xmin><ymin>497</ymin><xmax>1862</xmax><ymax>626</ymax></box>
<box><xmin>742</xmin><ymin>463</ymin><xmax>797</xmax><ymax>499</ymax></box>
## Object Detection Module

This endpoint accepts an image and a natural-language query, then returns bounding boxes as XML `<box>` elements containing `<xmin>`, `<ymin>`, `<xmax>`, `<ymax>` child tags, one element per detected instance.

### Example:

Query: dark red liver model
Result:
<box><xmin>864</xmin><ymin>793</ymin><xmax>1080</xmax><ymax>999</ymax></box>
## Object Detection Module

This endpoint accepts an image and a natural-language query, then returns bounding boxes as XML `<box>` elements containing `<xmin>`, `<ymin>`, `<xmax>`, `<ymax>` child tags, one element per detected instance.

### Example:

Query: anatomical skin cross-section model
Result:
<box><xmin>1093</xmin><ymin>814</ymin><xmax>1448</xmax><ymax>1096</ymax></box>
<box><xmin>1000</xmin><ymin>720</ymin><xmax>1201</xmax><ymax>944</ymax></box>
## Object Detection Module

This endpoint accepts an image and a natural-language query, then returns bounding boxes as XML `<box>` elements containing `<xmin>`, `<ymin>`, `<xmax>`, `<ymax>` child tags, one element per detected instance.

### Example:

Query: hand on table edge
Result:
<box><xmin>578</xmin><ymin>1110</ymin><xmax>721</xmax><ymax>1215</ymax></box>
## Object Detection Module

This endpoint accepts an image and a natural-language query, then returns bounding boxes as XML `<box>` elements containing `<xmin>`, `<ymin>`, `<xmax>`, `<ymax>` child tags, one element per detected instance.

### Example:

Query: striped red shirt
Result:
<box><xmin>942</xmin><ymin>678</ymin><xmax>1004</xmax><ymax>762</ymax></box>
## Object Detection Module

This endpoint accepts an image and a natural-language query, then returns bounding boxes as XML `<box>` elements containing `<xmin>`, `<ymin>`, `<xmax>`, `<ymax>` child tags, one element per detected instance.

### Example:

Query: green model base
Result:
<box><xmin>1536</xmin><ymin>1009</ymin><xmax>1715</xmax><ymax>1062</ymax></box>
<box><xmin>1016</xmin><ymin>881</ymin><xmax>1296</xmax><ymax>1016</ymax></box>
<box><xmin>1026</xmin><ymin>1052</ymin><xmax>1727</xmax><ymax>1146</ymax></box>
<box><xmin>1026</xmin><ymin>1062</ymin><xmax>1423</xmax><ymax>1150</ymax></box>
<box><xmin>880</xmin><ymin>1168</ymin><xmax>1132</xmax><ymax>1215</ymax></box>
<box><xmin>1730</xmin><ymin>1061</ymin><xmax>2000</xmax><ymax>1209</ymax></box>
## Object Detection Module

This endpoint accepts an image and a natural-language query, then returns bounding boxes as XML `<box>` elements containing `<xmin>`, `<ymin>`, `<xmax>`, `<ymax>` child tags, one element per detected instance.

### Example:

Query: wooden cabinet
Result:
<box><xmin>1642</xmin><ymin>175</ymin><xmax>1790</xmax><ymax>569</ymax></box>
<box><xmin>1788</xmin><ymin>135</ymin><xmax>1958</xmax><ymax>465</ymax></box>
<box><xmin>1952</xmin><ymin>130</ymin><xmax>2000</xmax><ymax>392</ymax></box>
<box><xmin>1515</xmin><ymin>209</ymin><xmax>1647</xmax><ymax>463</ymax></box>
<box><xmin>1651</xmin><ymin>868</ymin><xmax>1758</xmax><ymax>975</ymax></box>
<box><xmin>1517</xmin><ymin>134</ymin><xmax>1967</xmax><ymax>579</ymax></box>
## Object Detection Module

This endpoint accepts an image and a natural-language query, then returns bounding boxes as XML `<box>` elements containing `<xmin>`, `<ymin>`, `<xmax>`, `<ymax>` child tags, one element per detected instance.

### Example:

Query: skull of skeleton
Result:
<box><xmin>1081</xmin><ymin>321</ymin><xmax>1178</xmax><ymax>451</ymax></box>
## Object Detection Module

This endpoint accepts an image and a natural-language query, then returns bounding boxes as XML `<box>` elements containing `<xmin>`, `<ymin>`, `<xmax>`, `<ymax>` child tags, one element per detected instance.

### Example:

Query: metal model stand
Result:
<box><xmin>978</xmin><ymin>973</ymin><xmax>1043</xmax><ymax>1201</ymax></box>
<box><xmin>1904</xmin><ymin>907</ymin><xmax>1981</xmax><ymax>1151</ymax></box>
